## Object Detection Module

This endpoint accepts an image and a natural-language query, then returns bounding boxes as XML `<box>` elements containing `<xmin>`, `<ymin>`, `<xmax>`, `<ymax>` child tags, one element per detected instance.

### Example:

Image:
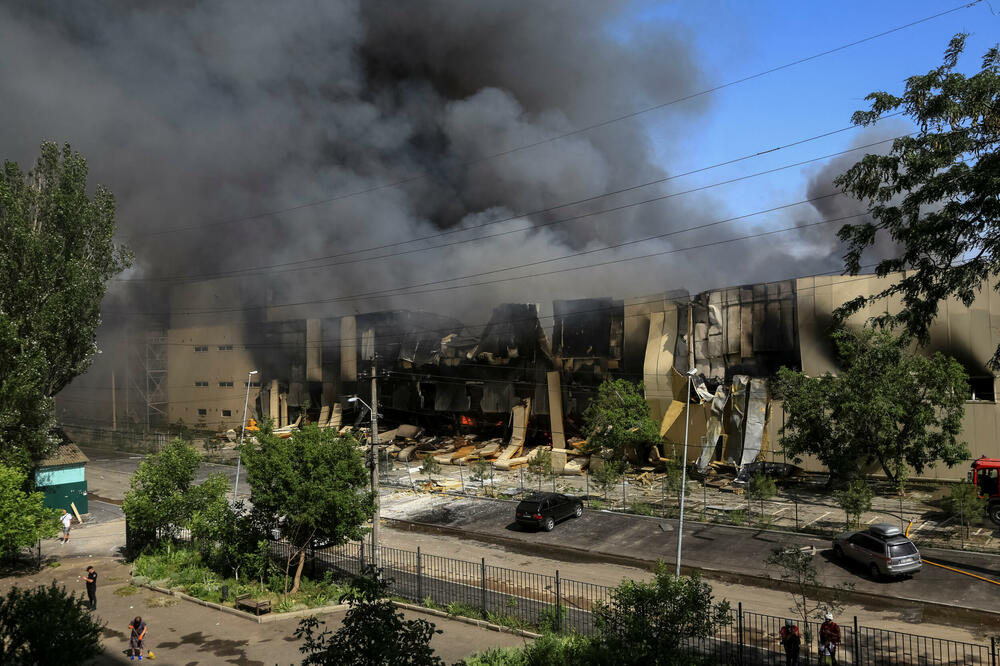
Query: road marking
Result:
<box><xmin>801</xmin><ymin>511</ymin><xmax>831</xmax><ymax>528</ymax></box>
<box><xmin>771</xmin><ymin>507</ymin><xmax>789</xmax><ymax>516</ymax></box>
<box><xmin>975</xmin><ymin>528</ymin><xmax>983</xmax><ymax>536</ymax></box>
<box><xmin>865</xmin><ymin>516</ymin><xmax>877</xmax><ymax>524</ymax></box>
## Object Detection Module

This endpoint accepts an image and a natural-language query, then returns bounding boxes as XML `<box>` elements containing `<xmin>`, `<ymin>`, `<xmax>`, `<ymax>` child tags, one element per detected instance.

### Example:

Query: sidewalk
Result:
<box><xmin>1</xmin><ymin>553</ymin><xmax>527</xmax><ymax>664</ymax></box>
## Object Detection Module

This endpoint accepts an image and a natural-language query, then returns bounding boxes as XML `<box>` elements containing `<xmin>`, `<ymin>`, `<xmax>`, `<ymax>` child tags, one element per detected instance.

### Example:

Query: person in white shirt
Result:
<box><xmin>60</xmin><ymin>509</ymin><xmax>73</xmax><ymax>544</ymax></box>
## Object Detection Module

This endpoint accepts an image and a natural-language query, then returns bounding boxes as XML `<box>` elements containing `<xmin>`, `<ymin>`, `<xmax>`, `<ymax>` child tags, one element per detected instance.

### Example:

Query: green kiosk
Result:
<box><xmin>35</xmin><ymin>443</ymin><xmax>89</xmax><ymax>515</ymax></box>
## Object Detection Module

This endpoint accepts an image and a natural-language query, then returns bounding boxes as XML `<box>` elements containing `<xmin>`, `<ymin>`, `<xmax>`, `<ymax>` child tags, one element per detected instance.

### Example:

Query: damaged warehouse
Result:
<box><xmin>124</xmin><ymin>271</ymin><xmax>1000</xmax><ymax>481</ymax></box>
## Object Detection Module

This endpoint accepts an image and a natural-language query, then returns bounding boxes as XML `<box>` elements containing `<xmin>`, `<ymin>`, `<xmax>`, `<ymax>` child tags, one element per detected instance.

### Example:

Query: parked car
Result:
<box><xmin>514</xmin><ymin>492</ymin><xmax>583</xmax><ymax>531</ymax></box>
<box><xmin>832</xmin><ymin>523</ymin><xmax>922</xmax><ymax>579</ymax></box>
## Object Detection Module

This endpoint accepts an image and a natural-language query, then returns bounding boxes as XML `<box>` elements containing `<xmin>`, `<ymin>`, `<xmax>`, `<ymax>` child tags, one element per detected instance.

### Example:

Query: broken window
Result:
<box><xmin>218</xmin><ymin>381</ymin><xmax>234</xmax><ymax>388</ymax></box>
<box><xmin>245</xmin><ymin>381</ymin><xmax>261</xmax><ymax>387</ymax></box>
<box><xmin>197</xmin><ymin>408</ymin><xmax>207</xmax><ymax>416</ymax></box>
<box><xmin>194</xmin><ymin>381</ymin><xmax>209</xmax><ymax>387</ymax></box>
<box><xmin>218</xmin><ymin>344</ymin><xmax>233</xmax><ymax>351</ymax></box>
<box><xmin>222</xmin><ymin>409</ymin><xmax>232</xmax><ymax>417</ymax></box>
<box><xmin>194</xmin><ymin>345</ymin><xmax>208</xmax><ymax>352</ymax></box>
<box><xmin>969</xmin><ymin>377</ymin><xmax>995</xmax><ymax>402</ymax></box>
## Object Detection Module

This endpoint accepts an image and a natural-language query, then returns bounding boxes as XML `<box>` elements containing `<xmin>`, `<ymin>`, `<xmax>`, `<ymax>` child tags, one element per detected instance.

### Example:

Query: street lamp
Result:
<box><xmin>349</xmin><ymin>394</ymin><xmax>380</xmax><ymax>569</ymax></box>
<box><xmin>233</xmin><ymin>370</ymin><xmax>258</xmax><ymax>501</ymax></box>
<box><xmin>675</xmin><ymin>366</ymin><xmax>698</xmax><ymax>577</ymax></box>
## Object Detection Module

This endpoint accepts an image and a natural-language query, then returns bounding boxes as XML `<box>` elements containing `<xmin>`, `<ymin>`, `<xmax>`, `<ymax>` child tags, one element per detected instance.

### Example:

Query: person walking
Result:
<box><xmin>84</xmin><ymin>566</ymin><xmax>97</xmax><ymax>610</ymax></box>
<box><xmin>59</xmin><ymin>509</ymin><xmax>73</xmax><ymax>544</ymax></box>
<box><xmin>819</xmin><ymin>612</ymin><xmax>842</xmax><ymax>666</ymax></box>
<box><xmin>779</xmin><ymin>618</ymin><xmax>801</xmax><ymax>666</ymax></box>
<box><xmin>129</xmin><ymin>616</ymin><xmax>147</xmax><ymax>661</ymax></box>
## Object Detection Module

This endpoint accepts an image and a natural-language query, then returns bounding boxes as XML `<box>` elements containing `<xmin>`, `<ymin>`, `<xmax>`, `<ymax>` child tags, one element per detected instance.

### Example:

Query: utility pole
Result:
<box><xmin>370</xmin><ymin>354</ymin><xmax>381</xmax><ymax>570</ymax></box>
<box><xmin>676</xmin><ymin>368</ymin><xmax>696</xmax><ymax>577</ymax></box>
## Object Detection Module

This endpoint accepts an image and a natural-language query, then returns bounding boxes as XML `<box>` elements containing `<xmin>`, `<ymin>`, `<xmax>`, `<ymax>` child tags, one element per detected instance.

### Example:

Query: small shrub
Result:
<box><xmin>835</xmin><ymin>479</ymin><xmax>874</xmax><ymax>528</ymax></box>
<box><xmin>446</xmin><ymin>601</ymin><xmax>484</xmax><ymax>619</ymax></box>
<box><xmin>486</xmin><ymin>611</ymin><xmax>531</xmax><ymax>631</ymax></box>
<box><xmin>628</xmin><ymin>502</ymin><xmax>655</xmax><ymax>516</ymax></box>
<box><xmin>538</xmin><ymin>603</ymin><xmax>566</xmax><ymax>633</ymax></box>
<box><xmin>275</xmin><ymin>597</ymin><xmax>296</xmax><ymax>613</ymax></box>
<box><xmin>729</xmin><ymin>510</ymin><xmax>747</xmax><ymax>526</ymax></box>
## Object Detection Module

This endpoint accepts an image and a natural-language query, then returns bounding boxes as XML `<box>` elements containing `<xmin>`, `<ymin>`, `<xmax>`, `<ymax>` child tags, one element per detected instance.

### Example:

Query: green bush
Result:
<box><xmin>0</xmin><ymin>582</ymin><xmax>105</xmax><ymax>665</ymax></box>
<box><xmin>446</xmin><ymin>601</ymin><xmax>484</xmax><ymax>619</ymax></box>
<box><xmin>538</xmin><ymin>603</ymin><xmax>566</xmax><ymax>633</ymax></box>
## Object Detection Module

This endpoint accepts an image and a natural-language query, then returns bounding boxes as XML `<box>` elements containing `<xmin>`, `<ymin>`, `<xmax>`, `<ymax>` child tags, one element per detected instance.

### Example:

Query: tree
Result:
<box><xmin>949</xmin><ymin>482</ymin><xmax>987</xmax><ymax>543</ymax></box>
<box><xmin>835</xmin><ymin>479</ymin><xmax>874</xmax><ymax>529</ymax></box>
<box><xmin>0</xmin><ymin>465</ymin><xmax>57</xmax><ymax>556</ymax></box>
<box><xmin>244</xmin><ymin>423</ymin><xmax>374</xmax><ymax>594</ymax></box>
<box><xmin>766</xmin><ymin>547</ymin><xmax>851</xmax><ymax>663</ymax></box>
<box><xmin>419</xmin><ymin>456</ymin><xmax>441</xmax><ymax>485</ymax></box>
<box><xmin>834</xmin><ymin>35</ymin><xmax>1000</xmax><ymax>367</ymax></box>
<box><xmin>776</xmin><ymin>328</ymin><xmax>968</xmax><ymax>486</ymax></box>
<box><xmin>0</xmin><ymin>582</ymin><xmax>104</xmax><ymax>665</ymax></box>
<box><xmin>189</xmin><ymin>499</ymin><xmax>271</xmax><ymax>585</ymax></box>
<box><xmin>594</xmin><ymin>561</ymin><xmax>732</xmax><ymax>665</ymax></box>
<box><xmin>122</xmin><ymin>439</ymin><xmax>228</xmax><ymax>546</ymax></box>
<box><xmin>590</xmin><ymin>457</ymin><xmax>623</xmax><ymax>502</ymax></box>
<box><xmin>295</xmin><ymin>566</ymin><xmax>443</xmax><ymax>666</ymax></box>
<box><xmin>527</xmin><ymin>448</ymin><xmax>553</xmax><ymax>490</ymax></box>
<box><xmin>746</xmin><ymin>473</ymin><xmax>777</xmax><ymax>523</ymax></box>
<box><xmin>582</xmin><ymin>379</ymin><xmax>661</xmax><ymax>464</ymax></box>
<box><xmin>0</xmin><ymin>143</ymin><xmax>132</xmax><ymax>468</ymax></box>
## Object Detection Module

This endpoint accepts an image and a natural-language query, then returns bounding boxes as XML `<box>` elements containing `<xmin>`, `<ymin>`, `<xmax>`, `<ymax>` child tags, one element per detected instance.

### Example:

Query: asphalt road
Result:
<box><xmin>382</xmin><ymin>494</ymin><xmax>1000</xmax><ymax>619</ymax></box>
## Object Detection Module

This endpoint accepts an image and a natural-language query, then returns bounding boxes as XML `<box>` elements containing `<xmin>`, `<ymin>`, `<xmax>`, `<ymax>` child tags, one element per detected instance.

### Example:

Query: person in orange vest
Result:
<box><xmin>819</xmin><ymin>612</ymin><xmax>842</xmax><ymax>665</ymax></box>
<box><xmin>129</xmin><ymin>616</ymin><xmax>147</xmax><ymax>661</ymax></box>
<box><xmin>779</xmin><ymin>618</ymin><xmax>801</xmax><ymax>665</ymax></box>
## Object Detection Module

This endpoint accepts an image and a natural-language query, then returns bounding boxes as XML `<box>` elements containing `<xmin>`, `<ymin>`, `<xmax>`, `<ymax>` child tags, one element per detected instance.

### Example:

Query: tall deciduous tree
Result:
<box><xmin>122</xmin><ymin>439</ymin><xmax>229</xmax><ymax>546</ymax></box>
<box><xmin>0</xmin><ymin>465</ymin><xmax>58</xmax><ymax>555</ymax></box>
<box><xmin>244</xmin><ymin>423</ymin><xmax>374</xmax><ymax>594</ymax></box>
<box><xmin>582</xmin><ymin>379</ymin><xmax>661</xmax><ymax>463</ymax></box>
<box><xmin>777</xmin><ymin>329</ymin><xmax>968</xmax><ymax>486</ymax></box>
<box><xmin>835</xmin><ymin>34</ymin><xmax>1000</xmax><ymax>365</ymax></box>
<box><xmin>0</xmin><ymin>143</ymin><xmax>132</xmax><ymax>468</ymax></box>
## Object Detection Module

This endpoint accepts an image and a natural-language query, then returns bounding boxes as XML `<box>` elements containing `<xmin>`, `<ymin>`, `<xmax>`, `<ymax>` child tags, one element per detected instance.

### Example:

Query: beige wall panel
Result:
<box><xmin>306</xmin><ymin>319</ymin><xmax>322</xmax><ymax>382</ymax></box>
<box><xmin>340</xmin><ymin>316</ymin><xmax>357</xmax><ymax>382</ymax></box>
<box><xmin>166</xmin><ymin>324</ymin><xmax>258</xmax><ymax>428</ymax></box>
<box><xmin>546</xmin><ymin>371</ymin><xmax>566</xmax><ymax>449</ymax></box>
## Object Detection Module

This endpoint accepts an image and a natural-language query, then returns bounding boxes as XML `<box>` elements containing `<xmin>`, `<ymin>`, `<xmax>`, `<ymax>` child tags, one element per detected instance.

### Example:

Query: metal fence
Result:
<box><xmin>271</xmin><ymin>538</ymin><xmax>998</xmax><ymax>666</ymax></box>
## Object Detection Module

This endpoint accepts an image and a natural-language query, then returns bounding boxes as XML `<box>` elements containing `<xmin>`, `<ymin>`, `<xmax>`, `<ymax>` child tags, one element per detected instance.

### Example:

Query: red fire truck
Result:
<box><xmin>969</xmin><ymin>456</ymin><xmax>1000</xmax><ymax>525</ymax></box>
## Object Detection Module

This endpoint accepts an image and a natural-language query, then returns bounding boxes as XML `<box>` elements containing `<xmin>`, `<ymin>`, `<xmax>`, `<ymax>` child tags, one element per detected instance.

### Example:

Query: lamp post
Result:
<box><xmin>349</xmin><ymin>392</ymin><xmax>380</xmax><ymax>569</ymax></box>
<box><xmin>675</xmin><ymin>367</ymin><xmax>698</xmax><ymax>577</ymax></box>
<box><xmin>233</xmin><ymin>370</ymin><xmax>258</xmax><ymax>501</ymax></box>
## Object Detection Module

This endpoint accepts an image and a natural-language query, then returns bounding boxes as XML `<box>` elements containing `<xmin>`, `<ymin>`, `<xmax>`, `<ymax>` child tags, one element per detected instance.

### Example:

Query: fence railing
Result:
<box><xmin>269</xmin><ymin>538</ymin><xmax>998</xmax><ymax>666</ymax></box>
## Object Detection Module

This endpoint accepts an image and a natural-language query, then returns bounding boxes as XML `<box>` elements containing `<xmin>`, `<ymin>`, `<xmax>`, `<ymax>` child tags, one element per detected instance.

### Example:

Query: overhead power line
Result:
<box><xmin>106</xmin><ymin>192</ymin><xmax>858</xmax><ymax>317</ymax></box>
<box><xmin>117</xmin><ymin>129</ymin><xmax>905</xmax><ymax>284</ymax></box>
<box><xmin>123</xmin><ymin>2</ymin><xmax>977</xmax><ymax>240</ymax></box>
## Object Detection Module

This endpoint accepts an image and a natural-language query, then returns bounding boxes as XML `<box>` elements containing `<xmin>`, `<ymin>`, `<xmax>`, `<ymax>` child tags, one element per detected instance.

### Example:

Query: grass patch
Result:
<box><xmin>47</xmin><ymin>561</ymin><xmax>60</xmax><ymax>568</ymax></box>
<box><xmin>114</xmin><ymin>585</ymin><xmax>139</xmax><ymax>596</ymax></box>
<box><xmin>132</xmin><ymin>544</ymin><xmax>354</xmax><ymax>613</ymax></box>
<box><xmin>145</xmin><ymin>594</ymin><xmax>178</xmax><ymax>608</ymax></box>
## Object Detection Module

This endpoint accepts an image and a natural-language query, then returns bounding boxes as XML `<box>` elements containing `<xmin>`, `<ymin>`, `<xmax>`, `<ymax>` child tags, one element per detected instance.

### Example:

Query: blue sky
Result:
<box><xmin>614</xmin><ymin>0</ymin><xmax>998</xmax><ymax>228</ymax></box>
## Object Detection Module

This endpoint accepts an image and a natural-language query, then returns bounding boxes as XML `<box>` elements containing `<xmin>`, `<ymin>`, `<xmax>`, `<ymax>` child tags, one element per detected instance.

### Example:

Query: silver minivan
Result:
<box><xmin>832</xmin><ymin>523</ymin><xmax>922</xmax><ymax>579</ymax></box>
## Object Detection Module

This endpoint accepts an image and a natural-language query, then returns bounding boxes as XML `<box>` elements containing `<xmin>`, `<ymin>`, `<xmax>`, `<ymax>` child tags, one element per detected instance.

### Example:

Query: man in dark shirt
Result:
<box><xmin>84</xmin><ymin>566</ymin><xmax>97</xmax><ymax>610</ymax></box>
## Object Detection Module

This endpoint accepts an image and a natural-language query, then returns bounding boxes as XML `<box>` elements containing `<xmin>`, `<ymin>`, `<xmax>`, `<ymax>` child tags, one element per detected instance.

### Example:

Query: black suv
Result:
<box><xmin>514</xmin><ymin>492</ymin><xmax>583</xmax><ymax>531</ymax></box>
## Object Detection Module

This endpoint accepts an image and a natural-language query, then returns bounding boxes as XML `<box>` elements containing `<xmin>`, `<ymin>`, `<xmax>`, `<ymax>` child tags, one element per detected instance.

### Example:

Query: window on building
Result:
<box><xmin>245</xmin><ymin>381</ymin><xmax>261</xmax><ymax>388</ymax></box>
<box><xmin>194</xmin><ymin>345</ymin><xmax>208</xmax><ymax>352</ymax></box>
<box><xmin>222</xmin><ymin>409</ymin><xmax>232</xmax><ymax>417</ymax></box>
<box><xmin>969</xmin><ymin>377</ymin><xmax>996</xmax><ymax>402</ymax></box>
<box><xmin>218</xmin><ymin>344</ymin><xmax>233</xmax><ymax>351</ymax></box>
<box><xmin>197</xmin><ymin>408</ymin><xmax>207</xmax><ymax>416</ymax></box>
<box><xmin>218</xmin><ymin>381</ymin><xmax>234</xmax><ymax>388</ymax></box>
<box><xmin>194</xmin><ymin>381</ymin><xmax>209</xmax><ymax>387</ymax></box>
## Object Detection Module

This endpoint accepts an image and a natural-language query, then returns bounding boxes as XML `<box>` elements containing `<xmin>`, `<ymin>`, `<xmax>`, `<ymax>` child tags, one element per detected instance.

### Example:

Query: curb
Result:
<box><xmin>393</xmin><ymin>601</ymin><xmax>540</xmax><ymax>639</ymax></box>
<box><xmin>384</xmin><ymin>517</ymin><xmax>1000</xmax><ymax>628</ymax></box>
<box><xmin>135</xmin><ymin>582</ymin><xmax>348</xmax><ymax>624</ymax></box>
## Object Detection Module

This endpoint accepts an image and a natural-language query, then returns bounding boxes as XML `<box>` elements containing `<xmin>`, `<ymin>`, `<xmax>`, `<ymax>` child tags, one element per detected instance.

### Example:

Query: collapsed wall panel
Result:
<box><xmin>739</xmin><ymin>378</ymin><xmax>768</xmax><ymax>468</ymax></box>
<box><xmin>546</xmin><ymin>371</ymin><xmax>566</xmax><ymax>449</ymax></box>
<box><xmin>696</xmin><ymin>385</ymin><xmax>729</xmax><ymax>472</ymax></box>
<box><xmin>269</xmin><ymin>379</ymin><xmax>279</xmax><ymax>423</ymax></box>
<box><xmin>725</xmin><ymin>375</ymin><xmax>749</xmax><ymax>462</ymax></box>
<box><xmin>643</xmin><ymin>307</ymin><xmax>677</xmax><ymax>422</ymax></box>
